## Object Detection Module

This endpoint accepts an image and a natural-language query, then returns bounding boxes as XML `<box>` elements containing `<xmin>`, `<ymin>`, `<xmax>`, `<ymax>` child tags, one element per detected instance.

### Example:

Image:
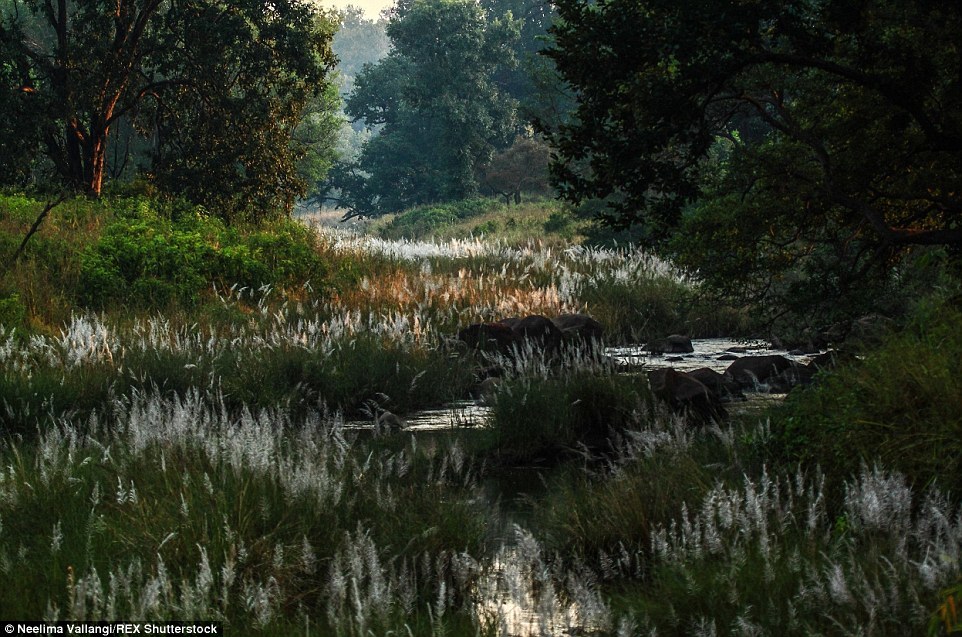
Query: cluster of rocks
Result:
<box><xmin>454</xmin><ymin>320</ymin><xmax>843</xmax><ymax>425</ymax></box>
<box><xmin>648</xmin><ymin>346</ymin><xmax>844</xmax><ymax>422</ymax></box>
<box><xmin>456</xmin><ymin>313</ymin><xmax>604</xmax><ymax>357</ymax></box>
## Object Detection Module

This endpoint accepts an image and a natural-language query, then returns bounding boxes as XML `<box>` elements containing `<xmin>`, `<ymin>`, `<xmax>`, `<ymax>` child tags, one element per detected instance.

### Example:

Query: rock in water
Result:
<box><xmin>553</xmin><ymin>313</ymin><xmax>604</xmax><ymax>353</ymax></box>
<box><xmin>457</xmin><ymin>322</ymin><xmax>518</xmax><ymax>354</ymax></box>
<box><xmin>376</xmin><ymin>411</ymin><xmax>406</xmax><ymax>432</ymax></box>
<box><xmin>511</xmin><ymin>314</ymin><xmax>563</xmax><ymax>356</ymax></box>
<box><xmin>724</xmin><ymin>355</ymin><xmax>793</xmax><ymax>389</ymax></box>
<box><xmin>648</xmin><ymin>368</ymin><xmax>726</xmax><ymax>422</ymax></box>
<box><xmin>645</xmin><ymin>334</ymin><xmax>694</xmax><ymax>354</ymax></box>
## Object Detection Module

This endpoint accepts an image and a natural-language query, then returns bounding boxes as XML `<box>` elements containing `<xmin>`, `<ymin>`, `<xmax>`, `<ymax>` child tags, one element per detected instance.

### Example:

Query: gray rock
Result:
<box><xmin>725</xmin><ymin>355</ymin><xmax>794</xmax><ymax>389</ymax></box>
<box><xmin>457</xmin><ymin>322</ymin><xmax>518</xmax><ymax>354</ymax></box>
<box><xmin>645</xmin><ymin>334</ymin><xmax>694</xmax><ymax>354</ymax></box>
<box><xmin>648</xmin><ymin>368</ymin><xmax>726</xmax><ymax>422</ymax></box>
<box><xmin>511</xmin><ymin>314</ymin><xmax>564</xmax><ymax>355</ymax></box>
<box><xmin>686</xmin><ymin>367</ymin><xmax>744</xmax><ymax>402</ymax></box>
<box><xmin>768</xmin><ymin>363</ymin><xmax>818</xmax><ymax>393</ymax></box>
<box><xmin>553</xmin><ymin>313</ymin><xmax>604</xmax><ymax>352</ymax></box>
<box><xmin>376</xmin><ymin>411</ymin><xmax>406</xmax><ymax>432</ymax></box>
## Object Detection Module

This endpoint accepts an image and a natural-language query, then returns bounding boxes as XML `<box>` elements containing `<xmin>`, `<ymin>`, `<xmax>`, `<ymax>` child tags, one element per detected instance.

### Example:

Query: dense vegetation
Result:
<box><xmin>547</xmin><ymin>0</ymin><xmax>962</xmax><ymax>329</ymax></box>
<box><xmin>0</xmin><ymin>0</ymin><xmax>340</xmax><ymax>221</ymax></box>
<box><xmin>0</xmin><ymin>0</ymin><xmax>960</xmax><ymax>634</ymax></box>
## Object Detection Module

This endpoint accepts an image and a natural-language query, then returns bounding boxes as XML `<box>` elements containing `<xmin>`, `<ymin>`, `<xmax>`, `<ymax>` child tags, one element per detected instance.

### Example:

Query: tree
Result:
<box><xmin>332</xmin><ymin>5</ymin><xmax>390</xmax><ymax>97</ymax></box>
<box><xmin>546</xmin><ymin>0</ymin><xmax>962</xmax><ymax>320</ymax></box>
<box><xmin>0</xmin><ymin>0</ymin><xmax>338</xmax><ymax>220</ymax></box>
<box><xmin>144</xmin><ymin>0</ymin><xmax>338</xmax><ymax>221</ymax></box>
<box><xmin>480</xmin><ymin>135</ymin><xmax>551</xmax><ymax>204</ymax></box>
<box><xmin>332</xmin><ymin>0</ymin><xmax>520</xmax><ymax>217</ymax></box>
<box><xmin>480</xmin><ymin>0</ymin><xmax>574</xmax><ymax>132</ymax></box>
<box><xmin>1</xmin><ymin>0</ymin><xmax>169</xmax><ymax>195</ymax></box>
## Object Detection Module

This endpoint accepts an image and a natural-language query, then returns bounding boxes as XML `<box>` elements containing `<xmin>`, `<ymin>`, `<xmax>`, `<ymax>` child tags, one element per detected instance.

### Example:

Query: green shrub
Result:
<box><xmin>485</xmin><ymin>372</ymin><xmax>652</xmax><ymax>463</ymax></box>
<box><xmin>543</xmin><ymin>209</ymin><xmax>576</xmax><ymax>238</ymax></box>
<box><xmin>770</xmin><ymin>300</ymin><xmax>962</xmax><ymax>493</ymax></box>
<box><xmin>0</xmin><ymin>292</ymin><xmax>27</xmax><ymax>329</ymax></box>
<box><xmin>77</xmin><ymin>203</ymin><xmax>328</xmax><ymax>309</ymax></box>
<box><xmin>378</xmin><ymin>198</ymin><xmax>501</xmax><ymax>239</ymax></box>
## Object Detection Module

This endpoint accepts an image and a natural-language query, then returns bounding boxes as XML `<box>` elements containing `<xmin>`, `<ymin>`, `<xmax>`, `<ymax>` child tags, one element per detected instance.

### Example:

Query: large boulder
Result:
<box><xmin>685</xmin><ymin>367</ymin><xmax>744</xmax><ymax>402</ymax></box>
<box><xmin>457</xmin><ymin>322</ymin><xmax>519</xmax><ymax>354</ymax></box>
<box><xmin>498</xmin><ymin>316</ymin><xmax>522</xmax><ymax>330</ymax></box>
<box><xmin>553</xmin><ymin>313</ymin><xmax>604</xmax><ymax>352</ymax></box>
<box><xmin>511</xmin><ymin>314</ymin><xmax>564</xmax><ymax>355</ymax></box>
<box><xmin>648</xmin><ymin>368</ymin><xmax>727</xmax><ymax>422</ymax></box>
<box><xmin>725</xmin><ymin>355</ymin><xmax>794</xmax><ymax>389</ymax></box>
<box><xmin>767</xmin><ymin>362</ymin><xmax>818</xmax><ymax>393</ymax></box>
<box><xmin>645</xmin><ymin>334</ymin><xmax>694</xmax><ymax>354</ymax></box>
<box><xmin>376</xmin><ymin>411</ymin><xmax>406</xmax><ymax>432</ymax></box>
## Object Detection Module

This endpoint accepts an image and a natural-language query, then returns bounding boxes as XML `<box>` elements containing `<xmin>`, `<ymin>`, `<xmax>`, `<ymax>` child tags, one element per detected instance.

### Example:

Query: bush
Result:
<box><xmin>0</xmin><ymin>292</ymin><xmax>27</xmax><ymax>329</ymax></box>
<box><xmin>377</xmin><ymin>198</ymin><xmax>500</xmax><ymax>239</ymax></box>
<box><xmin>542</xmin><ymin>209</ymin><xmax>576</xmax><ymax>237</ymax></box>
<box><xmin>770</xmin><ymin>299</ymin><xmax>962</xmax><ymax>494</ymax></box>
<box><xmin>77</xmin><ymin>203</ymin><xmax>328</xmax><ymax>308</ymax></box>
<box><xmin>485</xmin><ymin>372</ymin><xmax>652</xmax><ymax>464</ymax></box>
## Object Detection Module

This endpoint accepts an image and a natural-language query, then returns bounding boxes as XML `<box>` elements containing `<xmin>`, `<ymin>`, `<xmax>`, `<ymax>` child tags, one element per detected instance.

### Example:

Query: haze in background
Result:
<box><xmin>324</xmin><ymin>0</ymin><xmax>392</xmax><ymax>18</ymax></box>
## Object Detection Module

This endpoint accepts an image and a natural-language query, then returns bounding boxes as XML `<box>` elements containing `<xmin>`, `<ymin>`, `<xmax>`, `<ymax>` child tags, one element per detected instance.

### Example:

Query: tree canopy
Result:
<box><xmin>330</xmin><ymin>0</ymin><xmax>520</xmax><ymax>218</ymax></box>
<box><xmin>546</xmin><ymin>0</ymin><xmax>962</xmax><ymax>319</ymax></box>
<box><xmin>0</xmin><ymin>0</ymin><xmax>338</xmax><ymax>221</ymax></box>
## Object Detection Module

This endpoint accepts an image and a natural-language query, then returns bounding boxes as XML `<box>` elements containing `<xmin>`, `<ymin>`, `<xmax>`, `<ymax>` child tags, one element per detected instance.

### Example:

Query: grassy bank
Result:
<box><xmin>369</xmin><ymin>197</ymin><xmax>589</xmax><ymax>246</ymax></box>
<box><xmin>1</xmin><ymin>192</ymin><xmax>960</xmax><ymax>634</ymax></box>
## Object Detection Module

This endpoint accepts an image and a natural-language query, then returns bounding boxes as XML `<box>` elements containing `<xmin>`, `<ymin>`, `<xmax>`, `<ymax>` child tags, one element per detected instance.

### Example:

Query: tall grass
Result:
<box><xmin>371</xmin><ymin>197</ymin><xmax>588</xmax><ymax>246</ymax></box>
<box><xmin>3</xmin><ymin>192</ymin><xmax>960</xmax><ymax>635</ymax></box>
<box><xmin>0</xmin><ymin>391</ymin><xmax>493</xmax><ymax>633</ymax></box>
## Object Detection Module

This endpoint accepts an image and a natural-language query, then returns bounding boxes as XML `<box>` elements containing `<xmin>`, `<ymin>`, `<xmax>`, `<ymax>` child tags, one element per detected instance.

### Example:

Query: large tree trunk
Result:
<box><xmin>63</xmin><ymin>117</ymin><xmax>110</xmax><ymax>196</ymax></box>
<box><xmin>39</xmin><ymin>0</ymin><xmax>161</xmax><ymax>197</ymax></box>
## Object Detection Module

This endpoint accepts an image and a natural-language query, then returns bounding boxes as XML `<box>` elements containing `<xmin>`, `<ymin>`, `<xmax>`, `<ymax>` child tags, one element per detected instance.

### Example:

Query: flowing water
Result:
<box><xmin>347</xmin><ymin>338</ymin><xmax>823</xmax><ymax>432</ymax></box>
<box><xmin>341</xmin><ymin>339</ymin><xmax>824</xmax><ymax>634</ymax></box>
<box><xmin>607</xmin><ymin>337</ymin><xmax>821</xmax><ymax>373</ymax></box>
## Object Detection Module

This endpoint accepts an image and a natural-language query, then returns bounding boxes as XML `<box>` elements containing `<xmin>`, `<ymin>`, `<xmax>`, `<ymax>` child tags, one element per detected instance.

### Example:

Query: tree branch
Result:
<box><xmin>2</xmin><ymin>194</ymin><xmax>68</xmax><ymax>275</ymax></box>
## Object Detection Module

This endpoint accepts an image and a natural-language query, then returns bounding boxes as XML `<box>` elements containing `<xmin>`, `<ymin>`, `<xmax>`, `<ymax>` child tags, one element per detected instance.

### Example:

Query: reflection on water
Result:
<box><xmin>475</xmin><ymin>527</ymin><xmax>612</xmax><ymax>637</ymax></box>
<box><xmin>340</xmin><ymin>338</ymin><xmax>819</xmax><ymax>634</ymax></box>
<box><xmin>607</xmin><ymin>338</ymin><xmax>821</xmax><ymax>374</ymax></box>
<box><xmin>346</xmin><ymin>339</ymin><xmax>821</xmax><ymax>434</ymax></box>
<box><xmin>404</xmin><ymin>400</ymin><xmax>492</xmax><ymax>430</ymax></box>
<box><xmin>346</xmin><ymin>400</ymin><xmax>492</xmax><ymax>432</ymax></box>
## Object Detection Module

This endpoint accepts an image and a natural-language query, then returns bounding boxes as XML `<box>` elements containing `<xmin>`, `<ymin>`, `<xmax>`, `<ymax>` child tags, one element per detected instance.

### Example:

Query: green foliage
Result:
<box><xmin>331</xmin><ymin>5</ymin><xmax>391</xmax><ymax>95</ymax></box>
<box><xmin>0</xmin><ymin>292</ymin><xmax>27</xmax><ymax>329</ymax></box>
<box><xmin>542</xmin><ymin>209</ymin><xmax>575</xmax><ymax>238</ymax></box>
<box><xmin>333</xmin><ymin>0</ymin><xmax>521</xmax><ymax>216</ymax></box>
<box><xmin>546</xmin><ymin>0</ymin><xmax>962</xmax><ymax>322</ymax></box>
<box><xmin>480</xmin><ymin>135</ymin><xmax>552</xmax><ymax>204</ymax></box>
<box><xmin>146</xmin><ymin>0</ymin><xmax>339</xmax><ymax>222</ymax></box>
<box><xmin>479</xmin><ymin>0</ymin><xmax>574</xmax><ymax>132</ymax></box>
<box><xmin>372</xmin><ymin>196</ymin><xmax>593</xmax><ymax>247</ymax></box>
<box><xmin>376</xmin><ymin>198</ymin><xmax>500</xmax><ymax>238</ymax></box>
<box><xmin>770</xmin><ymin>300</ymin><xmax>962</xmax><ymax>494</ymax></box>
<box><xmin>77</xmin><ymin>202</ymin><xmax>328</xmax><ymax>309</ymax></box>
<box><xmin>0</xmin><ymin>0</ymin><xmax>339</xmax><ymax>219</ymax></box>
<box><xmin>485</xmin><ymin>372</ymin><xmax>651</xmax><ymax>463</ymax></box>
